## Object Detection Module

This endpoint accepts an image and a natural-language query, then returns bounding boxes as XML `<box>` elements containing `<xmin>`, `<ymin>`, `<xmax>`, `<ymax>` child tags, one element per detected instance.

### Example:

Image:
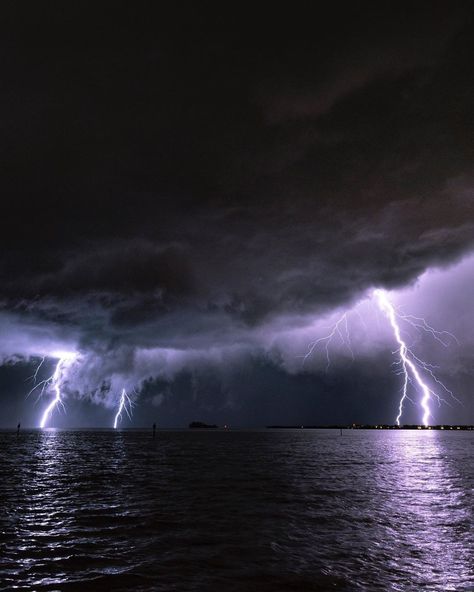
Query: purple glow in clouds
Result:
<box><xmin>12</xmin><ymin>255</ymin><xmax>471</xmax><ymax>428</ymax></box>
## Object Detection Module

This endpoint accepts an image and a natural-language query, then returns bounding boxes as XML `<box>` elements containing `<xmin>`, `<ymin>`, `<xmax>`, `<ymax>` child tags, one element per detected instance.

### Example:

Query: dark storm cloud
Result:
<box><xmin>258</xmin><ymin>6</ymin><xmax>460</xmax><ymax>124</ymax></box>
<box><xmin>0</xmin><ymin>3</ymin><xmax>473</xmax><ymax>422</ymax></box>
<box><xmin>1</xmin><ymin>241</ymin><xmax>193</xmax><ymax>300</ymax></box>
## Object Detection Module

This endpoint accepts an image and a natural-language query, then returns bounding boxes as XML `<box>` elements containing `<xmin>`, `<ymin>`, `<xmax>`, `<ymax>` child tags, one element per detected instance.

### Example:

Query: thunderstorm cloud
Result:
<box><xmin>0</xmin><ymin>4</ymin><xmax>473</xmax><ymax>426</ymax></box>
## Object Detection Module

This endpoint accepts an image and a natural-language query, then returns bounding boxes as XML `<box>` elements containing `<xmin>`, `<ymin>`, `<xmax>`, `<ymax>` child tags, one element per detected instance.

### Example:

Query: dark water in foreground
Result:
<box><xmin>0</xmin><ymin>429</ymin><xmax>473</xmax><ymax>591</ymax></box>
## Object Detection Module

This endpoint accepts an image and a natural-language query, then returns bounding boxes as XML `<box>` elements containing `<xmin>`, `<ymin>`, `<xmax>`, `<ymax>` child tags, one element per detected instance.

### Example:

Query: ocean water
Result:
<box><xmin>0</xmin><ymin>429</ymin><xmax>473</xmax><ymax>591</ymax></box>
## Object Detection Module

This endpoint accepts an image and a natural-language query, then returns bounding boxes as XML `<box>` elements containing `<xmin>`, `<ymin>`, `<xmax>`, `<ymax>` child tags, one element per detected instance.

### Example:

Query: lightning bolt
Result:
<box><xmin>30</xmin><ymin>357</ymin><xmax>45</xmax><ymax>384</ymax></box>
<box><xmin>303</xmin><ymin>312</ymin><xmax>354</xmax><ymax>369</ymax></box>
<box><xmin>396</xmin><ymin>311</ymin><xmax>459</xmax><ymax>348</ymax></box>
<box><xmin>304</xmin><ymin>291</ymin><xmax>458</xmax><ymax>427</ymax></box>
<box><xmin>373</xmin><ymin>289</ymin><xmax>458</xmax><ymax>427</ymax></box>
<box><xmin>31</xmin><ymin>353</ymin><xmax>77</xmax><ymax>428</ymax></box>
<box><xmin>26</xmin><ymin>357</ymin><xmax>49</xmax><ymax>400</ymax></box>
<box><xmin>113</xmin><ymin>388</ymin><xmax>132</xmax><ymax>429</ymax></box>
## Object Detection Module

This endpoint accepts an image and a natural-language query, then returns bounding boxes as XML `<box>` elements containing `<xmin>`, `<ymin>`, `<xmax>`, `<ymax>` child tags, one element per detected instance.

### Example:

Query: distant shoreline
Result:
<box><xmin>266</xmin><ymin>425</ymin><xmax>474</xmax><ymax>431</ymax></box>
<box><xmin>3</xmin><ymin>425</ymin><xmax>474</xmax><ymax>431</ymax></box>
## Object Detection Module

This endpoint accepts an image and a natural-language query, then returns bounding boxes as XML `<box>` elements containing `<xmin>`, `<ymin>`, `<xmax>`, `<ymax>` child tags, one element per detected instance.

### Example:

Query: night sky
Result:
<box><xmin>1</xmin><ymin>3</ymin><xmax>473</xmax><ymax>427</ymax></box>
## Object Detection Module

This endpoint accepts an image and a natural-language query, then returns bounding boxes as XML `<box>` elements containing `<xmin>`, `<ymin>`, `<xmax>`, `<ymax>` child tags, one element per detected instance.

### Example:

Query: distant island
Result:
<box><xmin>189</xmin><ymin>421</ymin><xmax>218</xmax><ymax>429</ymax></box>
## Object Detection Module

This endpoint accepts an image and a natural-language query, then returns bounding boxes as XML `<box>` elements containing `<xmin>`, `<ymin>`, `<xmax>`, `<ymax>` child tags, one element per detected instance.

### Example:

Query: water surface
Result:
<box><xmin>1</xmin><ymin>429</ymin><xmax>473</xmax><ymax>591</ymax></box>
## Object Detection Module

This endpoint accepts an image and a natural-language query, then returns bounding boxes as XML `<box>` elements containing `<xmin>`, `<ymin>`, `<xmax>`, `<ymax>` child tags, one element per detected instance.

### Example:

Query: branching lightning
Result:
<box><xmin>28</xmin><ymin>354</ymin><xmax>134</xmax><ymax>429</ymax></box>
<box><xmin>304</xmin><ymin>290</ymin><xmax>458</xmax><ymax>426</ymax></box>
<box><xmin>374</xmin><ymin>290</ymin><xmax>433</xmax><ymax>426</ymax></box>
<box><xmin>113</xmin><ymin>388</ymin><xmax>132</xmax><ymax>429</ymax></box>
<box><xmin>374</xmin><ymin>289</ymin><xmax>461</xmax><ymax>426</ymax></box>
<box><xmin>303</xmin><ymin>312</ymin><xmax>354</xmax><ymax>369</ymax></box>
<box><xmin>28</xmin><ymin>352</ymin><xmax>77</xmax><ymax>428</ymax></box>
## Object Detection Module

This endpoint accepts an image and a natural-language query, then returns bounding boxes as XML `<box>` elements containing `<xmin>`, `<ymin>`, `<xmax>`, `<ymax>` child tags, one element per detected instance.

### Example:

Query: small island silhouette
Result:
<box><xmin>189</xmin><ymin>421</ymin><xmax>218</xmax><ymax>429</ymax></box>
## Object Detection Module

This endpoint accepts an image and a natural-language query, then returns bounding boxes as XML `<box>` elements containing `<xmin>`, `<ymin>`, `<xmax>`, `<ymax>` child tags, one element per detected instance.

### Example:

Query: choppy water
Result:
<box><xmin>0</xmin><ymin>429</ymin><xmax>473</xmax><ymax>591</ymax></box>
